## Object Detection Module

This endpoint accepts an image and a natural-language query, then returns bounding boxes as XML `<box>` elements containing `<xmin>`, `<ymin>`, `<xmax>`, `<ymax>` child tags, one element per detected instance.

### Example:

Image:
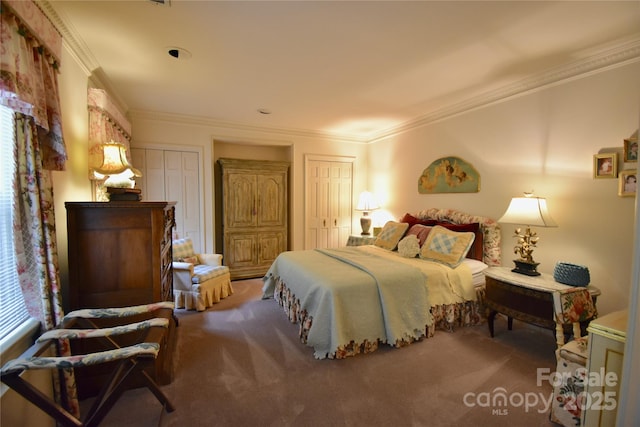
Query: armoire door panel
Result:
<box><xmin>226</xmin><ymin>234</ymin><xmax>257</xmax><ymax>267</ymax></box>
<box><xmin>226</xmin><ymin>173</ymin><xmax>258</xmax><ymax>228</ymax></box>
<box><xmin>257</xmin><ymin>173</ymin><xmax>286</xmax><ymax>227</ymax></box>
<box><xmin>257</xmin><ymin>232</ymin><xmax>285</xmax><ymax>265</ymax></box>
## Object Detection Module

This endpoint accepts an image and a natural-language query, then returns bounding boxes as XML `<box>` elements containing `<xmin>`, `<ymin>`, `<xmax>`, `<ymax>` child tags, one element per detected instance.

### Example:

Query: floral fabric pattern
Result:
<box><xmin>2</xmin><ymin>2</ymin><xmax>73</xmax><ymax>414</ymax></box>
<box><xmin>273</xmin><ymin>276</ymin><xmax>484</xmax><ymax>359</ymax></box>
<box><xmin>37</xmin><ymin>318</ymin><xmax>169</xmax><ymax>342</ymax></box>
<box><xmin>1</xmin><ymin>343</ymin><xmax>161</xmax><ymax>375</ymax></box>
<box><xmin>554</xmin><ymin>287</ymin><xmax>597</xmax><ymax>324</ymax></box>
<box><xmin>64</xmin><ymin>301</ymin><xmax>175</xmax><ymax>322</ymax></box>
<box><xmin>1</xmin><ymin>5</ymin><xmax>66</xmax><ymax>170</ymax></box>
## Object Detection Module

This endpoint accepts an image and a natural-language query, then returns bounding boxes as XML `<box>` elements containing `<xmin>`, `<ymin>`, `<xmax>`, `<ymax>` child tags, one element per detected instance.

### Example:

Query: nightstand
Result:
<box><xmin>346</xmin><ymin>235</ymin><xmax>377</xmax><ymax>246</ymax></box>
<box><xmin>484</xmin><ymin>267</ymin><xmax>600</xmax><ymax>349</ymax></box>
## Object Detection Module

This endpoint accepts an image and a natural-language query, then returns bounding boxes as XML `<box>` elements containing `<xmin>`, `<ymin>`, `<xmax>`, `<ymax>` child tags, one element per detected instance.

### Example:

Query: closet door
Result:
<box><xmin>305</xmin><ymin>157</ymin><xmax>353</xmax><ymax>249</ymax></box>
<box><xmin>307</xmin><ymin>161</ymin><xmax>330</xmax><ymax>248</ymax></box>
<box><xmin>132</xmin><ymin>148</ymin><xmax>202</xmax><ymax>252</ymax></box>
<box><xmin>165</xmin><ymin>151</ymin><xmax>200</xmax><ymax>245</ymax></box>
<box><xmin>330</xmin><ymin>162</ymin><xmax>353</xmax><ymax>248</ymax></box>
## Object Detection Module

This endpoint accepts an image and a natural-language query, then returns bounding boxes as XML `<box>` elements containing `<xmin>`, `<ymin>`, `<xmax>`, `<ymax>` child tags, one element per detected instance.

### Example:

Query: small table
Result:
<box><xmin>484</xmin><ymin>267</ymin><xmax>600</xmax><ymax>347</ymax></box>
<box><xmin>346</xmin><ymin>235</ymin><xmax>377</xmax><ymax>246</ymax></box>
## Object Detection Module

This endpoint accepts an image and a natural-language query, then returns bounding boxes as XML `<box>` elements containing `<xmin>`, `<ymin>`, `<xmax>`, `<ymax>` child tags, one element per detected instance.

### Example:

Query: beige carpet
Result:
<box><xmin>83</xmin><ymin>278</ymin><xmax>560</xmax><ymax>427</ymax></box>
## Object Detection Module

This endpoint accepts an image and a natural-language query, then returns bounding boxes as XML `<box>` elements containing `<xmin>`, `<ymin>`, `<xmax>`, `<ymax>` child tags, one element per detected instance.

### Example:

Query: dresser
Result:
<box><xmin>66</xmin><ymin>201</ymin><xmax>176</xmax><ymax>309</ymax></box>
<box><xmin>65</xmin><ymin>201</ymin><xmax>176</xmax><ymax>397</ymax></box>
<box><xmin>219</xmin><ymin>158</ymin><xmax>289</xmax><ymax>279</ymax></box>
<box><xmin>582</xmin><ymin>309</ymin><xmax>628</xmax><ymax>427</ymax></box>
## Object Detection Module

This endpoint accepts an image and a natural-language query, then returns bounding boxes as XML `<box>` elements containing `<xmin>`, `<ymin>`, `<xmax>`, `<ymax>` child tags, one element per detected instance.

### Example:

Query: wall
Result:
<box><xmin>368</xmin><ymin>61</ymin><xmax>640</xmax><ymax>316</ymax></box>
<box><xmin>130</xmin><ymin>113</ymin><xmax>369</xmax><ymax>253</ymax></box>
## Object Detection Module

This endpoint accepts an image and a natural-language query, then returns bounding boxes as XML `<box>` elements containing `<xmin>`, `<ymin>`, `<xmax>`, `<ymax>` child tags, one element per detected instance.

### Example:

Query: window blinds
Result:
<box><xmin>0</xmin><ymin>105</ymin><xmax>30</xmax><ymax>341</ymax></box>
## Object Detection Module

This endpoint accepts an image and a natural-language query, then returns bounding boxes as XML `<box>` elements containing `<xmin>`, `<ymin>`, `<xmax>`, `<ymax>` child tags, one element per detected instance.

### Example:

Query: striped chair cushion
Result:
<box><xmin>192</xmin><ymin>265</ymin><xmax>229</xmax><ymax>284</ymax></box>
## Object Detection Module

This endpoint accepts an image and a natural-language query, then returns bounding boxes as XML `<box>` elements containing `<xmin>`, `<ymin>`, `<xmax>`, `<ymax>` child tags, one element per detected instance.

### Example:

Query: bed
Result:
<box><xmin>262</xmin><ymin>208</ymin><xmax>501</xmax><ymax>359</ymax></box>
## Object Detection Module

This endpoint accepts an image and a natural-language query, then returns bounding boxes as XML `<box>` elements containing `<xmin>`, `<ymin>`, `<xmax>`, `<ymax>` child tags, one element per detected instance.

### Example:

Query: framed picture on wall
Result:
<box><xmin>624</xmin><ymin>138</ymin><xmax>638</xmax><ymax>163</ymax></box>
<box><xmin>618</xmin><ymin>170</ymin><xmax>637</xmax><ymax>197</ymax></box>
<box><xmin>593</xmin><ymin>153</ymin><xmax>617</xmax><ymax>179</ymax></box>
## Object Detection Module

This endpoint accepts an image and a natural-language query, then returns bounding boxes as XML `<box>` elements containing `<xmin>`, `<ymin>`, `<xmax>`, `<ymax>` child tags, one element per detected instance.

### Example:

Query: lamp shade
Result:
<box><xmin>91</xmin><ymin>141</ymin><xmax>141</xmax><ymax>178</ymax></box>
<box><xmin>356</xmin><ymin>191</ymin><xmax>380</xmax><ymax>212</ymax></box>
<box><xmin>498</xmin><ymin>195</ymin><xmax>557</xmax><ymax>227</ymax></box>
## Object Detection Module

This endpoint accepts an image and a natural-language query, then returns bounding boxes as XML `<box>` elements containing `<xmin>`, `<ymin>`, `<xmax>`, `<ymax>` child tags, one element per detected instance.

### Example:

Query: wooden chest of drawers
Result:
<box><xmin>65</xmin><ymin>201</ymin><xmax>176</xmax><ymax>397</ymax></box>
<box><xmin>66</xmin><ymin>201</ymin><xmax>176</xmax><ymax>309</ymax></box>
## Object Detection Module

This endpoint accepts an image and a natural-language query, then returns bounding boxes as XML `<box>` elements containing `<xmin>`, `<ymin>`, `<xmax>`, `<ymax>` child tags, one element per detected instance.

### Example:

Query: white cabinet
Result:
<box><xmin>132</xmin><ymin>148</ymin><xmax>202</xmax><ymax>252</ymax></box>
<box><xmin>582</xmin><ymin>309</ymin><xmax>628</xmax><ymax>427</ymax></box>
<box><xmin>305</xmin><ymin>157</ymin><xmax>353</xmax><ymax>249</ymax></box>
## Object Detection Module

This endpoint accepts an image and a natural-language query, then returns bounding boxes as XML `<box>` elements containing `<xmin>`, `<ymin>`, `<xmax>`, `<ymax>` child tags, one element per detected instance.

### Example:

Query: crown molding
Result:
<box><xmin>367</xmin><ymin>35</ymin><xmax>640</xmax><ymax>143</ymax></box>
<box><xmin>128</xmin><ymin>110</ymin><xmax>369</xmax><ymax>144</ymax></box>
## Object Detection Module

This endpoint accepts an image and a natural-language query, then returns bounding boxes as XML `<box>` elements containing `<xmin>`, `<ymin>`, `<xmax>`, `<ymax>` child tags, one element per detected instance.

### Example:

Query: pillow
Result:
<box><xmin>400</xmin><ymin>213</ymin><xmax>438</xmax><ymax>228</ymax></box>
<box><xmin>436</xmin><ymin>222</ymin><xmax>482</xmax><ymax>260</ymax></box>
<box><xmin>406</xmin><ymin>224</ymin><xmax>433</xmax><ymax>247</ymax></box>
<box><xmin>173</xmin><ymin>237</ymin><xmax>195</xmax><ymax>261</ymax></box>
<box><xmin>180</xmin><ymin>255</ymin><xmax>199</xmax><ymax>265</ymax></box>
<box><xmin>397</xmin><ymin>235</ymin><xmax>421</xmax><ymax>258</ymax></box>
<box><xmin>419</xmin><ymin>225</ymin><xmax>476</xmax><ymax>268</ymax></box>
<box><xmin>374</xmin><ymin>221</ymin><xmax>409</xmax><ymax>250</ymax></box>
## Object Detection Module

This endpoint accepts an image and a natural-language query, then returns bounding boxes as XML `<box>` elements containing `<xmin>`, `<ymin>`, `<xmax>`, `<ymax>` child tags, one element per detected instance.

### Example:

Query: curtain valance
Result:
<box><xmin>0</xmin><ymin>0</ymin><xmax>66</xmax><ymax>171</ymax></box>
<box><xmin>87</xmin><ymin>88</ymin><xmax>133</xmax><ymax>169</ymax></box>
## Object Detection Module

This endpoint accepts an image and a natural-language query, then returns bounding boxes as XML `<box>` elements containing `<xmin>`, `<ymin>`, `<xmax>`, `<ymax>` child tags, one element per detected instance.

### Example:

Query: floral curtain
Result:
<box><xmin>1</xmin><ymin>0</ymin><xmax>79</xmax><ymax>417</ymax></box>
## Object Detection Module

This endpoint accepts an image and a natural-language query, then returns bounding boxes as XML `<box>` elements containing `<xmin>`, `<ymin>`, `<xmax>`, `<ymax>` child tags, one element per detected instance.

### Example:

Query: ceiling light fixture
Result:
<box><xmin>166</xmin><ymin>47</ymin><xmax>192</xmax><ymax>60</ymax></box>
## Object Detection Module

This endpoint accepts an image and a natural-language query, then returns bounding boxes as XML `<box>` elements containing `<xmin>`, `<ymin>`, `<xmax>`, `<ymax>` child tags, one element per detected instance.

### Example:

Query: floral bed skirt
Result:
<box><xmin>273</xmin><ymin>277</ymin><xmax>486</xmax><ymax>359</ymax></box>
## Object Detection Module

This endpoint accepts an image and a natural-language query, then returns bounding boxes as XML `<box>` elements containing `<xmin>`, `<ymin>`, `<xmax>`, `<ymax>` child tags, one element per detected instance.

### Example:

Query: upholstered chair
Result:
<box><xmin>549</xmin><ymin>287</ymin><xmax>597</xmax><ymax>427</ymax></box>
<box><xmin>172</xmin><ymin>238</ymin><xmax>233</xmax><ymax>311</ymax></box>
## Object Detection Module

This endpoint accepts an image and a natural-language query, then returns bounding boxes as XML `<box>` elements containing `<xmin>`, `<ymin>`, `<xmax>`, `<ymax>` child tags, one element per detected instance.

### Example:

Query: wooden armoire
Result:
<box><xmin>219</xmin><ymin>158</ymin><xmax>289</xmax><ymax>279</ymax></box>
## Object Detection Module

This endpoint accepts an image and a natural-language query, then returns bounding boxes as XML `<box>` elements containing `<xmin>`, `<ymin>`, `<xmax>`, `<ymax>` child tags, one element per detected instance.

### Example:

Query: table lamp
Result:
<box><xmin>498</xmin><ymin>192</ymin><xmax>557</xmax><ymax>276</ymax></box>
<box><xmin>356</xmin><ymin>191</ymin><xmax>379</xmax><ymax>236</ymax></box>
<box><xmin>90</xmin><ymin>141</ymin><xmax>142</xmax><ymax>189</ymax></box>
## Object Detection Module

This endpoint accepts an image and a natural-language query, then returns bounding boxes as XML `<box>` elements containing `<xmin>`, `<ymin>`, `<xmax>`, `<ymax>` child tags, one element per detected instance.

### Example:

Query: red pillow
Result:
<box><xmin>406</xmin><ymin>224</ymin><xmax>433</xmax><ymax>247</ymax></box>
<box><xmin>400</xmin><ymin>213</ymin><xmax>438</xmax><ymax>228</ymax></box>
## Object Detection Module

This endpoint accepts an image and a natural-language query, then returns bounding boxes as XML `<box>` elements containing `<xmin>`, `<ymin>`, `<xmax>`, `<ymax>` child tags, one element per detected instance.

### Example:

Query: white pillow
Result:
<box><xmin>397</xmin><ymin>235</ymin><xmax>420</xmax><ymax>258</ymax></box>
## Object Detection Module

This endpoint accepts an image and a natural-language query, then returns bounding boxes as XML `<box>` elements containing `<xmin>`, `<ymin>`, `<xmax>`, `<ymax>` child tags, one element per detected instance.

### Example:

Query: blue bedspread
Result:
<box><xmin>263</xmin><ymin>246</ymin><xmax>467</xmax><ymax>359</ymax></box>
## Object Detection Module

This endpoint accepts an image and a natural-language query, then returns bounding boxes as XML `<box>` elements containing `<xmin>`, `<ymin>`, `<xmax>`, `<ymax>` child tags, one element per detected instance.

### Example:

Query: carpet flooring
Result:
<box><xmin>83</xmin><ymin>278</ymin><xmax>561</xmax><ymax>427</ymax></box>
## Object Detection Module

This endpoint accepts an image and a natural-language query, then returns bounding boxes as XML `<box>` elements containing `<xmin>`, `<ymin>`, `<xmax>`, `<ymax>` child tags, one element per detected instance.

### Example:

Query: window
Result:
<box><xmin>0</xmin><ymin>104</ymin><xmax>29</xmax><ymax>341</ymax></box>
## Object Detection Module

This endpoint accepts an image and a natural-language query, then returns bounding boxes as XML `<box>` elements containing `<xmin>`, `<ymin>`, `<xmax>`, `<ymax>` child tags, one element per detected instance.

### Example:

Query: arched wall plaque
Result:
<box><xmin>418</xmin><ymin>156</ymin><xmax>480</xmax><ymax>194</ymax></box>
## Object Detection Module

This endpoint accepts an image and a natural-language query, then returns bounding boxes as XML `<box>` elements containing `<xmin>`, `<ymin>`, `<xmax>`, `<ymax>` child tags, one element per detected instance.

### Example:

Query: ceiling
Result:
<box><xmin>43</xmin><ymin>0</ymin><xmax>640</xmax><ymax>141</ymax></box>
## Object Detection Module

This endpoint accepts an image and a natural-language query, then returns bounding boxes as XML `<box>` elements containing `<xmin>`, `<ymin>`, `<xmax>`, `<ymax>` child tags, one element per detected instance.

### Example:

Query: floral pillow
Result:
<box><xmin>419</xmin><ymin>225</ymin><xmax>476</xmax><ymax>268</ymax></box>
<box><xmin>374</xmin><ymin>221</ymin><xmax>409</xmax><ymax>250</ymax></box>
<box><xmin>397</xmin><ymin>235</ymin><xmax>421</xmax><ymax>258</ymax></box>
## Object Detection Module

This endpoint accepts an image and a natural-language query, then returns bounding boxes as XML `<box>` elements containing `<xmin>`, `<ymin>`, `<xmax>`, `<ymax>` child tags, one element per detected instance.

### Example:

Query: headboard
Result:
<box><xmin>407</xmin><ymin>208</ymin><xmax>501</xmax><ymax>266</ymax></box>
